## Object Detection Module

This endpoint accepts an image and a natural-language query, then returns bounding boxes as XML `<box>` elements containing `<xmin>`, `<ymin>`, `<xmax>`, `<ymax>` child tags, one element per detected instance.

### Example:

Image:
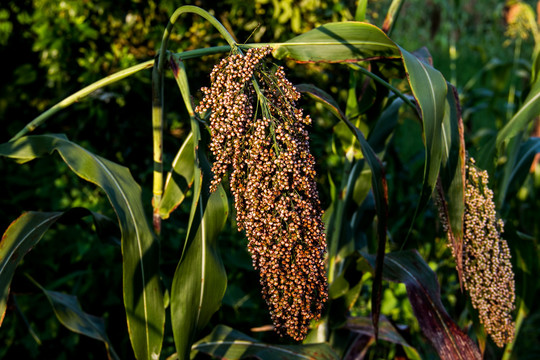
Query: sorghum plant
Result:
<box><xmin>196</xmin><ymin>46</ymin><xmax>328</xmax><ymax>341</ymax></box>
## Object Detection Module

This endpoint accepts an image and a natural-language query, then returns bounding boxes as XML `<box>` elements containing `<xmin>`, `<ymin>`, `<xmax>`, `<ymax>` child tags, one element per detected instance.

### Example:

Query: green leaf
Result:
<box><xmin>192</xmin><ymin>325</ymin><xmax>339</xmax><ymax>360</ymax></box>
<box><xmin>0</xmin><ymin>135</ymin><xmax>164</xmax><ymax>360</ymax></box>
<box><xmin>496</xmin><ymin>76</ymin><xmax>540</xmax><ymax>150</ymax></box>
<box><xmin>399</xmin><ymin>47</ymin><xmax>448</xmax><ymax>230</ymax></box>
<box><xmin>171</xmin><ymin>152</ymin><xmax>229</xmax><ymax>360</ymax></box>
<box><xmin>363</xmin><ymin>251</ymin><xmax>482</xmax><ymax>360</ymax></box>
<box><xmin>28</xmin><ymin>276</ymin><xmax>120</xmax><ymax>360</ymax></box>
<box><xmin>345</xmin><ymin>316</ymin><xmax>421</xmax><ymax>359</ymax></box>
<box><xmin>296</xmin><ymin>84</ymin><xmax>388</xmax><ymax>338</ymax></box>
<box><xmin>0</xmin><ymin>211</ymin><xmax>62</xmax><ymax>325</ymax></box>
<box><xmin>159</xmin><ymin>132</ymin><xmax>195</xmax><ymax>219</ymax></box>
<box><xmin>272</xmin><ymin>22</ymin><xmax>401</xmax><ymax>63</ymax></box>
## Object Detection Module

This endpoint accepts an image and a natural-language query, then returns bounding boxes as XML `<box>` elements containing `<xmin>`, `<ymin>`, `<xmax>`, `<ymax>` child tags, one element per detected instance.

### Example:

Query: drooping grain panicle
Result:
<box><xmin>195</xmin><ymin>46</ymin><xmax>328</xmax><ymax>341</ymax></box>
<box><xmin>462</xmin><ymin>158</ymin><xmax>515</xmax><ymax>347</ymax></box>
<box><xmin>437</xmin><ymin>157</ymin><xmax>515</xmax><ymax>347</ymax></box>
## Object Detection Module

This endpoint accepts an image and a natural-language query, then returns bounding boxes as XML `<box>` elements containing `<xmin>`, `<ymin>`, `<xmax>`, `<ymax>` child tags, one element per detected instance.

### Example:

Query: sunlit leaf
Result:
<box><xmin>363</xmin><ymin>250</ymin><xmax>482</xmax><ymax>360</ymax></box>
<box><xmin>399</xmin><ymin>47</ymin><xmax>448</xmax><ymax>231</ymax></box>
<box><xmin>272</xmin><ymin>22</ymin><xmax>401</xmax><ymax>63</ymax></box>
<box><xmin>0</xmin><ymin>135</ymin><xmax>164</xmax><ymax>360</ymax></box>
<box><xmin>192</xmin><ymin>324</ymin><xmax>339</xmax><ymax>360</ymax></box>
<box><xmin>496</xmin><ymin>77</ymin><xmax>540</xmax><ymax>150</ymax></box>
<box><xmin>159</xmin><ymin>132</ymin><xmax>195</xmax><ymax>219</ymax></box>
<box><xmin>29</xmin><ymin>277</ymin><xmax>119</xmax><ymax>360</ymax></box>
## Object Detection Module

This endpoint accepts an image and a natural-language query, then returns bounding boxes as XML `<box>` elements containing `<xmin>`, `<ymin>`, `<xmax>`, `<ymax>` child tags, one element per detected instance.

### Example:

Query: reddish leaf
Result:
<box><xmin>363</xmin><ymin>250</ymin><xmax>482</xmax><ymax>360</ymax></box>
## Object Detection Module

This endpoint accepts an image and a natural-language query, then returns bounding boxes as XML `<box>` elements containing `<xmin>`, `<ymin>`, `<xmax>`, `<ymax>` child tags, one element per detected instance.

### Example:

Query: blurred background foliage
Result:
<box><xmin>0</xmin><ymin>0</ymin><xmax>538</xmax><ymax>359</ymax></box>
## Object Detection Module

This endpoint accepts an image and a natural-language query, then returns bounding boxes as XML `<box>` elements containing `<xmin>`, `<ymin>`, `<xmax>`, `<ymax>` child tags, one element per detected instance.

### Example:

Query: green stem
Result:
<box><xmin>152</xmin><ymin>5</ymin><xmax>238</xmax><ymax>232</ymax></box>
<box><xmin>157</xmin><ymin>6</ymin><xmax>237</xmax><ymax>72</ymax></box>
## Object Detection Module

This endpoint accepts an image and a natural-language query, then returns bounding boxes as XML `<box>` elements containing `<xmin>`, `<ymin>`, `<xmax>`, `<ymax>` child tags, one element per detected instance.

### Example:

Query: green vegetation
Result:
<box><xmin>1</xmin><ymin>1</ymin><xmax>539</xmax><ymax>359</ymax></box>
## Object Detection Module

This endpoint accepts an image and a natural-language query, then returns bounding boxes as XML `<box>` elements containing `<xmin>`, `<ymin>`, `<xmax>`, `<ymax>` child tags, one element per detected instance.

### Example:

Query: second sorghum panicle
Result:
<box><xmin>462</xmin><ymin>158</ymin><xmax>515</xmax><ymax>347</ymax></box>
<box><xmin>196</xmin><ymin>46</ymin><xmax>328</xmax><ymax>341</ymax></box>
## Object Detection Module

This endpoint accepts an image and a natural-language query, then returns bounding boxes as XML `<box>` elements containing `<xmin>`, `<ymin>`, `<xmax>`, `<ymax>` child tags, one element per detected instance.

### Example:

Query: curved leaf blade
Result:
<box><xmin>0</xmin><ymin>135</ymin><xmax>164</xmax><ymax>360</ymax></box>
<box><xmin>272</xmin><ymin>22</ymin><xmax>401</xmax><ymax>62</ymax></box>
<box><xmin>193</xmin><ymin>325</ymin><xmax>339</xmax><ymax>360</ymax></box>
<box><xmin>496</xmin><ymin>77</ymin><xmax>540</xmax><ymax>150</ymax></box>
<box><xmin>399</xmin><ymin>47</ymin><xmax>448</xmax><ymax>227</ymax></box>
<box><xmin>0</xmin><ymin>211</ymin><xmax>62</xmax><ymax>325</ymax></box>
<box><xmin>171</xmin><ymin>155</ymin><xmax>229</xmax><ymax>360</ymax></box>
<box><xmin>363</xmin><ymin>250</ymin><xmax>482</xmax><ymax>360</ymax></box>
<box><xmin>29</xmin><ymin>277</ymin><xmax>120</xmax><ymax>360</ymax></box>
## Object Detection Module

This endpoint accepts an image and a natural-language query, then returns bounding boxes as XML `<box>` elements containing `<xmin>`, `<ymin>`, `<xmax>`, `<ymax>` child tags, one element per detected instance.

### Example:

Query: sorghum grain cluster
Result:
<box><xmin>462</xmin><ymin>158</ymin><xmax>515</xmax><ymax>347</ymax></box>
<box><xmin>196</xmin><ymin>46</ymin><xmax>328</xmax><ymax>341</ymax></box>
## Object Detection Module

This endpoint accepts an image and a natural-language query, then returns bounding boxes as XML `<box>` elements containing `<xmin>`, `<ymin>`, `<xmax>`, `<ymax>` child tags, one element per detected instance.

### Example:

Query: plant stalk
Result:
<box><xmin>152</xmin><ymin>5</ymin><xmax>238</xmax><ymax>233</ymax></box>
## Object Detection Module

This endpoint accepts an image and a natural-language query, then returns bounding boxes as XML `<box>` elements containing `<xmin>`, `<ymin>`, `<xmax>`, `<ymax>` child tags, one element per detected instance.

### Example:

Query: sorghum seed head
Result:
<box><xmin>437</xmin><ymin>157</ymin><xmax>515</xmax><ymax>347</ymax></box>
<box><xmin>196</xmin><ymin>46</ymin><xmax>328</xmax><ymax>341</ymax></box>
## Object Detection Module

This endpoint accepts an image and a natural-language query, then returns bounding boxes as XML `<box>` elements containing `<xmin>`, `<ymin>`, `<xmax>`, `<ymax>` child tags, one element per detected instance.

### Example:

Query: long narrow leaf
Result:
<box><xmin>438</xmin><ymin>85</ymin><xmax>466</xmax><ymax>285</ymax></box>
<box><xmin>363</xmin><ymin>251</ymin><xmax>482</xmax><ymax>360</ymax></box>
<box><xmin>192</xmin><ymin>325</ymin><xmax>339</xmax><ymax>360</ymax></box>
<box><xmin>399</xmin><ymin>47</ymin><xmax>448</xmax><ymax>232</ymax></box>
<box><xmin>0</xmin><ymin>135</ymin><xmax>164</xmax><ymax>360</ymax></box>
